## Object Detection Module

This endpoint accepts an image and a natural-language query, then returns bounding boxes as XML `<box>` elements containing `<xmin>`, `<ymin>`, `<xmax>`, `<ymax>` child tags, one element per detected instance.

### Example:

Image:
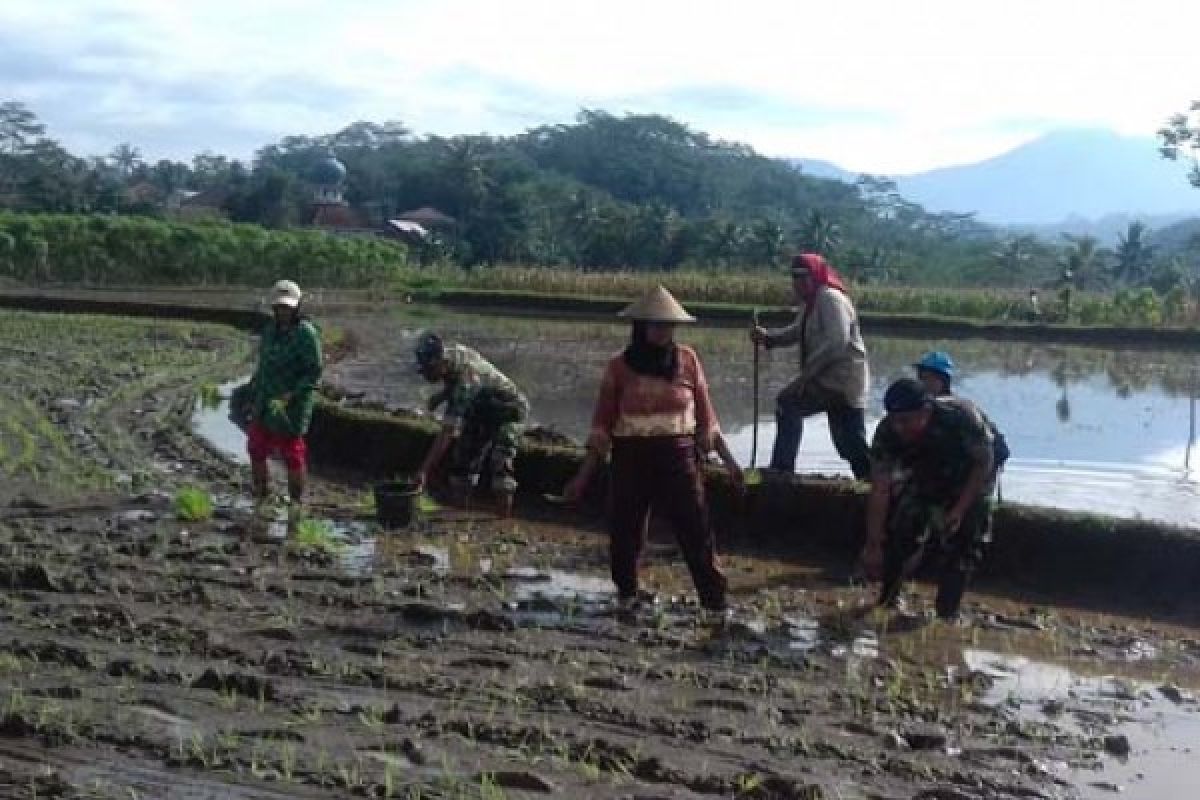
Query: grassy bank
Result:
<box><xmin>410</xmin><ymin>286</ymin><xmax>1200</xmax><ymax>350</ymax></box>
<box><xmin>400</xmin><ymin>265</ymin><xmax>1197</xmax><ymax>328</ymax></box>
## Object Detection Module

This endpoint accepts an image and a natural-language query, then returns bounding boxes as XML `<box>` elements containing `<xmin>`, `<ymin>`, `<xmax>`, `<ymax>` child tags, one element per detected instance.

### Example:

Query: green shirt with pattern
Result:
<box><xmin>870</xmin><ymin>397</ymin><xmax>993</xmax><ymax>503</ymax></box>
<box><xmin>439</xmin><ymin>344</ymin><xmax>525</xmax><ymax>432</ymax></box>
<box><xmin>251</xmin><ymin>319</ymin><xmax>323</xmax><ymax>437</ymax></box>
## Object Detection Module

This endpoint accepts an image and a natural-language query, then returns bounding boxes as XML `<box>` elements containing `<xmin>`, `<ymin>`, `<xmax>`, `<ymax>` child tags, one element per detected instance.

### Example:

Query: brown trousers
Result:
<box><xmin>608</xmin><ymin>436</ymin><xmax>727</xmax><ymax>610</ymax></box>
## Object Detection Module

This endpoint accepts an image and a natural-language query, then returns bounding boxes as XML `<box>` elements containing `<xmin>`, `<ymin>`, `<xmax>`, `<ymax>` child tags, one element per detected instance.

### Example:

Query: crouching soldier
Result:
<box><xmin>860</xmin><ymin>379</ymin><xmax>995</xmax><ymax>621</ymax></box>
<box><xmin>412</xmin><ymin>332</ymin><xmax>529</xmax><ymax>517</ymax></box>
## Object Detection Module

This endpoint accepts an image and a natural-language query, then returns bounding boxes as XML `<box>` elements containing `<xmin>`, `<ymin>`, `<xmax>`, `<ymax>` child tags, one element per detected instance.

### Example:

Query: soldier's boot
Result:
<box><xmin>935</xmin><ymin>567</ymin><xmax>969</xmax><ymax>620</ymax></box>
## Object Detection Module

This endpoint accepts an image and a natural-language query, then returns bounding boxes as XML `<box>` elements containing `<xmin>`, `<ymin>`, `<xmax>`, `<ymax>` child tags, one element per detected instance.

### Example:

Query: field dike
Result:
<box><xmin>5</xmin><ymin>290</ymin><xmax>1200</xmax><ymax>621</ymax></box>
<box><xmin>307</xmin><ymin>401</ymin><xmax>1200</xmax><ymax>621</ymax></box>
<box><xmin>414</xmin><ymin>287</ymin><xmax>1200</xmax><ymax>350</ymax></box>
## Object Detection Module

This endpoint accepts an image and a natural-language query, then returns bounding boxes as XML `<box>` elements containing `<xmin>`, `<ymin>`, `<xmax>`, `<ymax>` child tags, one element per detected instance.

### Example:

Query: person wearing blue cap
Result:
<box><xmin>859</xmin><ymin>378</ymin><xmax>996</xmax><ymax>620</ymax></box>
<box><xmin>413</xmin><ymin>332</ymin><xmax>529</xmax><ymax>517</ymax></box>
<box><xmin>913</xmin><ymin>351</ymin><xmax>957</xmax><ymax>394</ymax></box>
<box><xmin>913</xmin><ymin>351</ymin><xmax>1010</xmax><ymax>477</ymax></box>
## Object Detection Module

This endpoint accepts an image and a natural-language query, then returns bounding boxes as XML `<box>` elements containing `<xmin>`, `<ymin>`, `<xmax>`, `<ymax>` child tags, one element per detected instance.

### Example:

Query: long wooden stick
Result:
<box><xmin>1188</xmin><ymin>368</ymin><xmax>1197</xmax><ymax>472</ymax></box>
<box><xmin>751</xmin><ymin>309</ymin><xmax>760</xmax><ymax>468</ymax></box>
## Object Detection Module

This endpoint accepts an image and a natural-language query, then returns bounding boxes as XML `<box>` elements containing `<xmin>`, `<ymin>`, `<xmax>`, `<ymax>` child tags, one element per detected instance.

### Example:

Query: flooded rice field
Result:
<box><xmin>324</xmin><ymin>306</ymin><xmax>1200</xmax><ymax>527</ymax></box>
<box><xmin>2</xmin><ymin>304</ymin><xmax>1200</xmax><ymax>798</ymax></box>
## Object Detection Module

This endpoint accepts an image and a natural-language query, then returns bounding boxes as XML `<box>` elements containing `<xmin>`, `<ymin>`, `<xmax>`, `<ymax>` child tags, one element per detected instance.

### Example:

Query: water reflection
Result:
<box><xmin>192</xmin><ymin>378</ymin><xmax>251</xmax><ymax>464</ymax></box>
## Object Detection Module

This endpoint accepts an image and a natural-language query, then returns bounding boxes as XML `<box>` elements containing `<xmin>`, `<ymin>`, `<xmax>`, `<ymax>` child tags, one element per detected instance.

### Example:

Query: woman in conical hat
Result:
<box><xmin>565</xmin><ymin>286</ymin><xmax>742</xmax><ymax>616</ymax></box>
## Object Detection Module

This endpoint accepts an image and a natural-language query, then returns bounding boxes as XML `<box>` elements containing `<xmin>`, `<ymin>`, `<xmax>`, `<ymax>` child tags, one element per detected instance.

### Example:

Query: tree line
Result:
<box><xmin>2</xmin><ymin>99</ymin><xmax>1199</xmax><ymax>295</ymax></box>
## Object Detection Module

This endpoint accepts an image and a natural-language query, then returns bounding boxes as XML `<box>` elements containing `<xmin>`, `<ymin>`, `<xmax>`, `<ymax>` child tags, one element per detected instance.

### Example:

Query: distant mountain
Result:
<box><xmin>1149</xmin><ymin>217</ymin><xmax>1200</xmax><ymax>257</ymax></box>
<box><xmin>893</xmin><ymin>130</ymin><xmax>1200</xmax><ymax>226</ymax></box>
<box><xmin>1010</xmin><ymin>212</ymin><xmax>1195</xmax><ymax>247</ymax></box>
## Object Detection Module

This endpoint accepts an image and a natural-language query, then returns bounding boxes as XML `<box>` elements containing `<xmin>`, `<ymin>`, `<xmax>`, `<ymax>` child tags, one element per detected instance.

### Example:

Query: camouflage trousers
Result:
<box><xmin>448</xmin><ymin>398</ymin><xmax>528</xmax><ymax>496</ymax></box>
<box><xmin>880</xmin><ymin>478</ymin><xmax>994</xmax><ymax>618</ymax></box>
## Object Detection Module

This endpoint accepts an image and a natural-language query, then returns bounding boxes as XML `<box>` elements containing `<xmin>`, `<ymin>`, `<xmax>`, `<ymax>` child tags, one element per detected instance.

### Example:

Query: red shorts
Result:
<box><xmin>247</xmin><ymin>422</ymin><xmax>307</xmax><ymax>471</ymax></box>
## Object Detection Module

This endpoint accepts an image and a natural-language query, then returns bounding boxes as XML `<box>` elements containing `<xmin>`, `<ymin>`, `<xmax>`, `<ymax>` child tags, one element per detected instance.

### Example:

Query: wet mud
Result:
<box><xmin>0</xmin><ymin>300</ymin><xmax>1197</xmax><ymax>799</ymax></box>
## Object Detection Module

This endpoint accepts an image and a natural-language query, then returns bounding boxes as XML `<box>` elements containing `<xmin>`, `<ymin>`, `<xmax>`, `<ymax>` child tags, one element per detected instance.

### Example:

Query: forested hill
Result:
<box><xmin>10</xmin><ymin>102</ymin><xmax>1195</xmax><ymax>290</ymax></box>
<box><xmin>218</xmin><ymin>111</ymin><xmax>999</xmax><ymax>280</ymax></box>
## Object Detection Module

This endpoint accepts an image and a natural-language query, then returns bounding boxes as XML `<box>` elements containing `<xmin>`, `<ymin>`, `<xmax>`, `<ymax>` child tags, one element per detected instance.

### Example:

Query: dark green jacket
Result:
<box><xmin>251</xmin><ymin>320</ymin><xmax>322</xmax><ymax>436</ymax></box>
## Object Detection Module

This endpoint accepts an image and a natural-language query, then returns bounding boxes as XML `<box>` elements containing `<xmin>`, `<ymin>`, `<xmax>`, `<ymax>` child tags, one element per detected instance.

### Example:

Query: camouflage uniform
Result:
<box><xmin>439</xmin><ymin>345</ymin><xmax>529</xmax><ymax>495</ymax></box>
<box><xmin>870</xmin><ymin>396</ymin><xmax>994</xmax><ymax>617</ymax></box>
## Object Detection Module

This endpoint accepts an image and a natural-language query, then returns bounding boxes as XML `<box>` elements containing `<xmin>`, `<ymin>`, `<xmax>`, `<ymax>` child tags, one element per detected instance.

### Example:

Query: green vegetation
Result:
<box><xmin>197</xmin><ymin>383</ymin><xmax>222</xmax><ymax>410</ymax></box>
<box><xmin>405</xmin><ymin>266</ymin><xmax>1199</xmax><ymax>327</ymax></box>
<box><xmin>290</xmin><ymin>518</ymin><xmax>344</xmax><ymax>555</ymax></box>
<box><xmin>173</xmin><ymin>487</ymin><xmax>214</xmax><ymax>522</ymax></box>
<box><xmin>0</xmin><ymin>211</ymin><xmax>406</xmax><ymax>287</ymax></box>
<box><xmin>0</xmin><ymin>101</ymin><xmax>1070</xmax><ymax>287</ymax></box>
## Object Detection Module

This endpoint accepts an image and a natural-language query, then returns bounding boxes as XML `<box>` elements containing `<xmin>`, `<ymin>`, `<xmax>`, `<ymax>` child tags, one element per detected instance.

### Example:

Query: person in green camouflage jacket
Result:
<box><xmin>413</xmin><ymin>332</ymin><xmax>529</xmax><ymax>517</ymax></box>
<box><xmin>860</xmin><ymin>379</ymin><xmax>994</xmax><ymax>620</ymax></box>
<box><xmin>246</xmin><ymin>280</ymin><xmax>323</xmax><ymax>517</ymax></box>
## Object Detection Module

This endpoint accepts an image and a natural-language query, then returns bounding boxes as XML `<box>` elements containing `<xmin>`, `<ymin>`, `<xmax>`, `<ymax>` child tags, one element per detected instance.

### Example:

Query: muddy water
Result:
<box><xmin>964</xmin><ymin>648</ymin><xmax>1200</xmax><ymax>799</ymax></box>
<box><xmin>322</xmin><ymin>307</ymin><xmax>1200</xmax><ymax>527</ymax></box>
<box><xmin>192</xmin><ymin>378</ymin><xmax>251</xmax><ymax>464</ymax></box>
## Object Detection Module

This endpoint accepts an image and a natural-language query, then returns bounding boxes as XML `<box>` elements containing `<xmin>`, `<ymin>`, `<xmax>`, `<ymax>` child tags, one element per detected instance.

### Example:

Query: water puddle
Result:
<box><xmin>191</xmin><ymin>378</ymin><xmax>250</xmax><ymax>464</ymax></box>
<box><xmin>962</xmin><ymin>649</ymin><xmax>1200</xmax><ymax>800</ymax></box>
<box><xmin>782</xmin><ymin>612</ymin><xmax>880</xmax><ymax>660</ymax></box>
<box><xmin>357</xmin><ymin>749</ymin><xmax>421</xmax><ymax>770</ymax></box>
<box><xmin>963</xmin><ymin>649</ymin><xmax>1084</xmax><ymax>704</ymax></box>
<box><xmin>504</xmin><ymin>568</ymin><xmax>615</xmax><ymax>623</ymax></box>
<box><xmin>507</xmin><ymin>568</ymin><xmax>614</xmax><ymax>601</ymax></box>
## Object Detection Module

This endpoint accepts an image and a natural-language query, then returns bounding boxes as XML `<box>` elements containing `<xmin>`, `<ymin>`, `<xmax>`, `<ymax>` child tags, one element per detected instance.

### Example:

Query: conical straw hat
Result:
<box><xmin>618</xmin><ymin>285</ymin><xmax>696</xmax><ymax>323</ymax></box>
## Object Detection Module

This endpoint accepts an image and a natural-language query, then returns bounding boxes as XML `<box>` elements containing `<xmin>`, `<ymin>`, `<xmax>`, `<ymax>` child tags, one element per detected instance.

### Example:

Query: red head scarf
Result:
<box><xmin>791</xmin><ymin>253</ymin><xmax>848</xmax><ymax>305</ymax></box>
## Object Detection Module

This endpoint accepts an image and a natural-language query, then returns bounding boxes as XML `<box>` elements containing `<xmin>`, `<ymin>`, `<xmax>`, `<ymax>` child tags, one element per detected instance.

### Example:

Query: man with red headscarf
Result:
<box><xmin>751</xmin><ymin>254</ymin><xmax>871</xmax><ymax>480</ymax></box>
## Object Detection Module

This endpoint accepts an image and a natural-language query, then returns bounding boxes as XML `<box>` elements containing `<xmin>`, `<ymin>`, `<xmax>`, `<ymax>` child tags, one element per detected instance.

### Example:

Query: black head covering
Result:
<box><xmin>623</xmin><ymin>321</ymin><xmax>679</xmax><ymax>380</ymax></box>
<box><xmin>883</xmin><ymin>378</ymin><xmax>930</xmax><ymax>413</ymax></box>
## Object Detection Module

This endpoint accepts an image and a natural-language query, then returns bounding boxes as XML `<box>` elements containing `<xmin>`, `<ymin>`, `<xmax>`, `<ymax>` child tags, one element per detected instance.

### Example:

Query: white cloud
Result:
<box><xmin>3</xmin><ymin>0</ymin><xmax>1199</xmax><ymax>171</ymax></box>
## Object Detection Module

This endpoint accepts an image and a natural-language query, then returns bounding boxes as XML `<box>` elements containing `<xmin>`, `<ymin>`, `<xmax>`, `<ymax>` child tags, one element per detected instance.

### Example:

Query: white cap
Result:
<box><xmin>271</xmin><ymin>279</ymin><xmax>302</xmax><ymax>308</ymax></box>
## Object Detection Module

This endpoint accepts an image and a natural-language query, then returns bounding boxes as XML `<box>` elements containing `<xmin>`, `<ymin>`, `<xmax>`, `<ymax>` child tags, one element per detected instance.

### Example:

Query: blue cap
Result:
<box><xmin>913</xmin><ymin>351</ymin><xmax>956</xmax><ymax>381</ymax></box>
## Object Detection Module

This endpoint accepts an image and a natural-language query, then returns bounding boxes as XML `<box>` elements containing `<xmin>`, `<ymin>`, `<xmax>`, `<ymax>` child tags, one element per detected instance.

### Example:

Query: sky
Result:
<box><xmin>3</xmin><ymin>0</ymin><xmax>1199</xmax><ymax>174</ymax></box>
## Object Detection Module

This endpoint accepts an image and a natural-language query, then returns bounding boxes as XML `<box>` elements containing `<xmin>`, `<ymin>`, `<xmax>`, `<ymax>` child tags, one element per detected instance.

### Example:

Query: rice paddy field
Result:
<box><xmin>0</xmin><ymin>302</ymin><xmax>1197</xmax><ymax>800</ymax></box>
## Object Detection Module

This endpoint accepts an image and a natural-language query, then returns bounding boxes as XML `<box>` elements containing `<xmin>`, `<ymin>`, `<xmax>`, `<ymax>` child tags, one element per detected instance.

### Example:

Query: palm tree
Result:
<box><xmin>1114</xmin><ymin>221</ymin><xmax>1155</xmax><ymax>285</ymax></box>
<box><xmin>991</xmin><ymin>235</ymin><xmax>1036</xmax><ymax>277</ymax></box>
<box><xmin>797</xmin><ymin>211</ymin><xmax>841</xmax><ymax>259</ymax></box>
<box><xmin>746</xmin><ymin>218</ymin><xmax>785</xmax><ymax>268</ymax></box>
<box><xmin>706</xmin><ymin>220</ymin><xmax>745</xmax><ymax>267</ymax></box>
<box><xmin>108</xmin><ymin>142</ymin><xmax>143</xmax><ymax>179</ymax></box>
<box><xmin>1060</xmin><ymin>234</ymin><xmax>1104</xmax><ymax>289</ymax></box>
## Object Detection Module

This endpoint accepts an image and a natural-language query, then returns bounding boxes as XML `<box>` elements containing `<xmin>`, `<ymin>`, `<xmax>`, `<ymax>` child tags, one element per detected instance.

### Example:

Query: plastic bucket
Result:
<box><xmin>374</xmin><ymin>480</ymin><xmax>421</xmax><ymax>529</ymax></box>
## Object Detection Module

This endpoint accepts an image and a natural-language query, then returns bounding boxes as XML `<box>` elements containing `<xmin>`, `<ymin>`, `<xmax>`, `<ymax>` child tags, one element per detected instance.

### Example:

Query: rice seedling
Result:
<box><xmin>174</xmin><ymin>487</ymin><xmax>214</xmax><ymax>522</ymax></box>
<box><xmin>197</xmin><ymin>382</ymin><xmax>222</xmax><ymax>410</ymax></box>
<box><xmin>290</xmin><ymin>518</ymin><xmax>344</xmax><ymax>555</ymax></box>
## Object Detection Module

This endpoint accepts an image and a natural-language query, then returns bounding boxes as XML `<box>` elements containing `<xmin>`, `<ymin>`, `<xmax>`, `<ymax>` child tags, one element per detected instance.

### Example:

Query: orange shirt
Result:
<box><xmin>587</xmin><ymin>345</ymin><xmax>721</xmax><ymax>452</ymax></box>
